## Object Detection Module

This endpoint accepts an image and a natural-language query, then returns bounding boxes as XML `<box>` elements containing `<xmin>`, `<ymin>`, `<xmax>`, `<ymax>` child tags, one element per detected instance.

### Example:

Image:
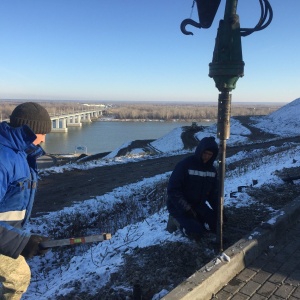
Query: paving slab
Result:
<box><xmin>162</xmin><ymin>196</ymin><xmax>300</xmax><ymax>300</ymax></box>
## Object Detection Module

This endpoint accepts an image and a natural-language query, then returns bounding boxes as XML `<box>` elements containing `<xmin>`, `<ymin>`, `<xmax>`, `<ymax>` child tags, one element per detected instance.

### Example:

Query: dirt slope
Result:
<box><xmin>33</xmin><ymin>121</ymin><xmax>300</xmax><ymax>217</ymax></box>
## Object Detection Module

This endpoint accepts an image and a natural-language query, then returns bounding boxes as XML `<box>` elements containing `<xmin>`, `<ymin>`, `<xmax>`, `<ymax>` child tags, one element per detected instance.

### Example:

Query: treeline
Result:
<box><xmin>0</xmin><ymin>101</ymin><xmax>95</xmax><ymax>120</ymax></box>
<box><xmin>0</xmin><ymin>100</ymin><xmax>282</xmax><ymax>122</ymax></box>
<box><xmin>104</xmin><ymin>103</ymin><xmax>281</xmax><ymax>121</ymax></box>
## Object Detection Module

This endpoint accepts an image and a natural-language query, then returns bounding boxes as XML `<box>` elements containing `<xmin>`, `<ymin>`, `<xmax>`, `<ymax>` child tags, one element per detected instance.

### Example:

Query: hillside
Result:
<box><xmin>34</xmin><ymin>129</ymin><xmax>300</xmax><ymax>217</ymax></box>
<box><xmin>26</xmin><ymin>98</ymin><xmax>300</xmax><ymax>300</ymax></box>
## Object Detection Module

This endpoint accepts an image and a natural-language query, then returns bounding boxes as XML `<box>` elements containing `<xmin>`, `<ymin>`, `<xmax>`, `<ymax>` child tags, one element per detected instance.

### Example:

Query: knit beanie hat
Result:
<box><xmin>10</xmin><ymin>102</ymin><xmax>52</xmax><ymax>134</ymax></box>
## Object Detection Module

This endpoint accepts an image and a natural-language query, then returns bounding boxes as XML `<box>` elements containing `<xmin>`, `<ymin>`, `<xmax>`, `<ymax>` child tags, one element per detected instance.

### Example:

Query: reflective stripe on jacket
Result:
<box><xmin>167</xmin><ymin>137</ymin><xmax>219</xmax><ymax>217</ymax></box>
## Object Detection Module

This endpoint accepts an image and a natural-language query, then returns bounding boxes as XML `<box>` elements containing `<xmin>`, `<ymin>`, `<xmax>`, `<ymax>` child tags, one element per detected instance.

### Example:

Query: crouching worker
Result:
<box><xmin>0</xmin><ymin>102</ymin><xmax>51</xmax><ymax>300</ymax></box>
<box><xmin>167</xmin><ymin>137</ymin><xmax>219</xmax><ymax>241</ymax></box>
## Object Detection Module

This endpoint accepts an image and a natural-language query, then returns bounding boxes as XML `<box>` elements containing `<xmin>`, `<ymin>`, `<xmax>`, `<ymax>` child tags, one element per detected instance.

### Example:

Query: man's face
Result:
<box><xmin>202</xmin><ymin>150</ymin><xmax>213</xmax><ymax>164</ymax></box>
<box><xmin>33</xmin><ymin>134</ymin><xmax>46</xmax><ymax>145</ymax></box>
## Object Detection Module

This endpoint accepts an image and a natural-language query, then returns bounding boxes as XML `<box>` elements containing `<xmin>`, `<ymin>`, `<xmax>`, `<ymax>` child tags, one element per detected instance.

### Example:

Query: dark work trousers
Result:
<box><xmin>174</xmin><ymin>203</ymin><xmax>217</xmax><ymax>238</ymax></box>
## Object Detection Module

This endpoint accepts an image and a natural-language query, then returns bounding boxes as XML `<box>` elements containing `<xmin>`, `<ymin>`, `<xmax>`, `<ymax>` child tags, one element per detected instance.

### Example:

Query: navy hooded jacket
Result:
<box><xmin>0</xmin><ymin>122</ymin><xmax>45</xmax><ymax>258</ymax></box>
<box><xmin>167</xmin><ymin>137</ymin><xmax>219</xmax><ymax>217</ymax></box>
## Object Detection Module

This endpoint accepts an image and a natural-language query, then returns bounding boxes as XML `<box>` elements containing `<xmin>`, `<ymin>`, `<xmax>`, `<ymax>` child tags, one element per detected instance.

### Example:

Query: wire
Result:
<box><xmin>240</xmin><ymin>0</ymin><xmax>273</xmax><ymax>37</ymax></box>
<box><xmin>190</xmin><ymin>0</ymin><xmax>196</xmax><ymax>19</ymax></box>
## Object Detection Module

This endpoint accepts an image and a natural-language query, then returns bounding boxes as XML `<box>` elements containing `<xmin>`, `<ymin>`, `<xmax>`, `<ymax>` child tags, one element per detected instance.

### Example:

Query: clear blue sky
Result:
<box><xmin>0</xmin><ymin>1</ymin><xmax>298</xmax><ymax>103</ymax></box>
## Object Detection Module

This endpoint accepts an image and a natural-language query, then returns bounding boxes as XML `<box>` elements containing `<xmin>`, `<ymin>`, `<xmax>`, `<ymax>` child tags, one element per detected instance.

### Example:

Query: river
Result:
<box><xmin>42</xmin><ymin>120</ymin><xmax>214</xmax><ymax>155</ymax></box>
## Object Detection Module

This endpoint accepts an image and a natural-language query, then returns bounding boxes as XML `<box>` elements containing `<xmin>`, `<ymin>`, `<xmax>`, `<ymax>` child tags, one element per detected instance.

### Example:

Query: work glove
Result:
<box><xmin>185</xmin><ymin>208</ymin><xmax>198</xmax><ymax>219</ymax></box>
<box><xmin>21</xmin><ymin>235</ymin><xmax>50</xmax><ymax>259</ymax></box>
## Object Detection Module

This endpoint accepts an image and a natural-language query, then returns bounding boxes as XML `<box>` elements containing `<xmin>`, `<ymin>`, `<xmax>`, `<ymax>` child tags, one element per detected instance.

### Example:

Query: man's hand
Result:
<box><xmin>186</xmin><ymin>208</ymin><xmax>198</xmax><ymax>219</ymax></box>
<box><xmin>21</xmin><ymin>235</ymin><xmax>50</xmax><ymax>259</ymax></box>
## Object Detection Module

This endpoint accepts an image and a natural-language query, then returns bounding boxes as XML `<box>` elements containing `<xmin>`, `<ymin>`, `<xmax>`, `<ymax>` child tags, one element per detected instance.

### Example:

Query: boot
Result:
<box><xmin>166</xmin><ymin>214</ymin><xmax>180</xmax><ymax>233</ymax></box>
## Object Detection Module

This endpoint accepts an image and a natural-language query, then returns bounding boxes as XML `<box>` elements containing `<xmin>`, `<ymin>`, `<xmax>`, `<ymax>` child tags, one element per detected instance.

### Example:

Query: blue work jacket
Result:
<box><xmin>167</xmin><ymin>137</ymin><xmax>219</xmax><ymax>217</ymax></box>
<box><xmin>0</xmin><ymin>122</ymin><xmax>45</xmax><ymax>258</ymax></box>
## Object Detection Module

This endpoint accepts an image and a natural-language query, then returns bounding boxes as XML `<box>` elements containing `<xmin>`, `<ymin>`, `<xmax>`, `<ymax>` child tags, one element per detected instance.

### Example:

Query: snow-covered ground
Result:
<box><xmin>253</xmin><ymin>98</ymin><xmax>300</xmax><ymax>136</ymax></box>
<box><xmin>23</xmin><ymin>98</ymin><xmax>300</xmax><ymax>299</ymax></box>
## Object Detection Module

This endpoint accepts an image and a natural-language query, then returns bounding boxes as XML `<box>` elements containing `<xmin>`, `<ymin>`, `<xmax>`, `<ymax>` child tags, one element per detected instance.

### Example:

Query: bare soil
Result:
<box><xmin>33</xmin><ymin>116</ymin><xmax>300</xmax><ymax>217</ymax></box>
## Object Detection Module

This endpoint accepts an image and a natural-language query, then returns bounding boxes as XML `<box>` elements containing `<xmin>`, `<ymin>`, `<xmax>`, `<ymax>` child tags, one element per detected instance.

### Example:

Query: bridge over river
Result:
<box><xmin>1</xmin><ymin>109</ymin><xmax>103</xmax><ymax>133</ymax></box>
<box><xmin>50</xmin><ymin>109</ymin><xmax>103</xmax><ymax>132</ymax></box>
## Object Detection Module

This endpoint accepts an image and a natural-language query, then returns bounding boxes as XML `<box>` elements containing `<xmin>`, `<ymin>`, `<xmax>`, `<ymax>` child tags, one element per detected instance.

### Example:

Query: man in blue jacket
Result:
<box><xmin>167</xmin><ymin>136</ymin><xmax>219</xmax><ymax>240</ymax></box>
<box><xmin>0</xmin><ymin>102</ymin><xmax>51</xmax><ymax>299</ymax></box>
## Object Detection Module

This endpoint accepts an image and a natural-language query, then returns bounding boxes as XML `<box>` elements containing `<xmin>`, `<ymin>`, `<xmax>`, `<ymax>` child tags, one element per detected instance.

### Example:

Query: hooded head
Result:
<box><xmin>195</xmin><ymin>136</ymin><xmax>218</xmax><ymax>165</ymax></box>
<box><xmin>10</xmin><ymin>102</ymin><xmax>51</xmax><ymax>134</ymax></box>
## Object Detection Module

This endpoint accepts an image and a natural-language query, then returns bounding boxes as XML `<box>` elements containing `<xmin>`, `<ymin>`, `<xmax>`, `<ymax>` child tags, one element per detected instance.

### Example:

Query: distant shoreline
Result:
<box><xmin>97</xmin><ymin>118</ymin><xmax>216</xmax><ymax>123</ymax></box>
<box><xmin>1</xmin><ymin>100</ymin><xmax>284</xmax><ymax>120</ymax></box>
